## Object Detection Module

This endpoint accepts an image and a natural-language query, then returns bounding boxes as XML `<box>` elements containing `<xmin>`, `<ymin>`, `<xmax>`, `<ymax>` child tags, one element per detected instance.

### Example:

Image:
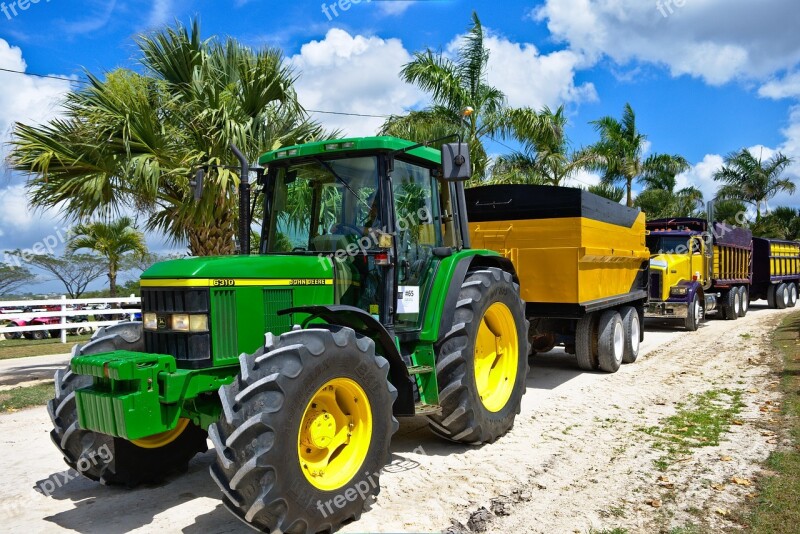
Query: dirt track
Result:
<box><xmin>0</xmin><ymin>302</ymin><xmax>794</xmax><ymax>533</ymax></box>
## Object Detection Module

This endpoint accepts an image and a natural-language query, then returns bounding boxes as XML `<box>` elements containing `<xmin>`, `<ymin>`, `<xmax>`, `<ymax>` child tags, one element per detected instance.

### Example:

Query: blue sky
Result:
<box><xmin>0</xmin><ymin>0</ymin><xmax>799</xmax><ymax>293</ymax></box>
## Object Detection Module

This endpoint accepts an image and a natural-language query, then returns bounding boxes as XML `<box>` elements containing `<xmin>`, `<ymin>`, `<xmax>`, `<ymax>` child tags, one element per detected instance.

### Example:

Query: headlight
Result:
<box><xmin>171</xmin><ymin>314</ymin><xmax>190</xmax><ymax>331</ymax></box>
<box><xmin>144</xmin><ymin>313</ymin><xmax>158</xmax><ymax>330</ymax></box>
<box><xmin>189</xmin><ymin>315</ymin><xmax>209</xmax><ymax>332</ymax></box>
<box><xmin>670</xmin><ymin>286</ymin><xmax>688</xmax><ymax>297</ymax></box>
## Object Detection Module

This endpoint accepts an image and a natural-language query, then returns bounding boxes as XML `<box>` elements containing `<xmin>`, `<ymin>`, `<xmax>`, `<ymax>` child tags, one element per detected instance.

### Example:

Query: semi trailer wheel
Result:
<box><xmin>597</xmin><ymin>310</ymin><xmax>624</xmax><ymax>373</ymax></box>
<box><xmin>429</xmin><ymin>268</ymin><xmax>528</xmax><ymax>444</ymax></box>
<box><xmin>575</xmin><ymin>313</ymin><xmax>599</xmax><ymax>371</ymax></box>
<box><xmin>210</xmin><ymin>326</ymin><xmax>397</xmax><ymax>533</ymax></box>
<box><xmin>777</xmin><ymin>283</ymin><xmax>789</xmax><ymax>309</ymax></box>
<box><xmin>788</xmin><ymin>284</ymin><xmax>798</xmax><ymax>308</ymax></box>
<box><xmin>738</xmin><ymin>286</ymin><xmax>749</xmax><ymax>317</ymax></box>
<box><xmin>620</xmin><ymin>306</ymin><xmax>641</xmax><ymax>364</ymax></box>
<box><xmin>48</xmin><ymin>322</ymin><xmax>207</xmax><ymax>486</ymax></box>
<box><xmin>685</xmin><ymin>293</ymin><xmax>701</xmax><ymax>332</ymax></box>
<box><xmin>767</xmin><ymin>284</ymin><xmax>778</xmax><ymax>309</ymax></box>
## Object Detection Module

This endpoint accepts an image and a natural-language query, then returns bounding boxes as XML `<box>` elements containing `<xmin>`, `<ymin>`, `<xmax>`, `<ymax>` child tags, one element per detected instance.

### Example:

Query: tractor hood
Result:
<box><xmin>141</xmin><ymin>254</ymin><xmax>334</xmax><ymax>283</ymax></box>
<box><xmin>649</xmin><ymin>253</ymin><xmax>688</xmax><ymax>274</ymax></box>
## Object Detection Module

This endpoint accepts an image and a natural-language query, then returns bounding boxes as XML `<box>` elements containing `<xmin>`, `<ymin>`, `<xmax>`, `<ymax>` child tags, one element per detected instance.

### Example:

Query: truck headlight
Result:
<box><xmin>144</xmin><ymin>313</ymin><xmax>158</xmax><ymax>330</ymax></box>
<box><xmin>670</xmin><ymin>286</ymin><xmax>688</xmax><ymax>297</ymax></box>
<box><xmin>170</xmin><ymin>314</ymin><xmax>208</xmax><ymax>332</ymax></box>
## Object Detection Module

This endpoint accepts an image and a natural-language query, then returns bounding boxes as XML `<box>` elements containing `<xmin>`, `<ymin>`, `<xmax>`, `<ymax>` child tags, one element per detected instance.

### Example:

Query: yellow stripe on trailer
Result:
<box><xmin>141</xmin><ymin>278</ymin><xmax>333</xmax><ymax>288</ymax></box>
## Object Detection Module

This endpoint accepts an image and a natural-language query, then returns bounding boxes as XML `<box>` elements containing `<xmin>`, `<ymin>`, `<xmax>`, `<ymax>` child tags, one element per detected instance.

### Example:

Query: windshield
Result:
<box><xmin>264</xmin><ymin>156</ymin><xmax>379</xmax><ymax>253</ymax></box>
<box><xmin>647</xmin><ymin>235</ymin><xmax>693</xmax><ymax>255</ymax></box>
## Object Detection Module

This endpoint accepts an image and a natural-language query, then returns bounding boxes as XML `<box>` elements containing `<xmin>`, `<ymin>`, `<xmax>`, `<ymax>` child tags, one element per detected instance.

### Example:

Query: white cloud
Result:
<box><xmin>534</xmin><ymin>0</ymin><xmax>800</xmax><ymax>86</ymax></box>
<box><xmin>146</xmin><ymin>0</ymin><xmax>174</xmax><ymax>29</ymax></box>
<box><xmin>760</xmin><ymin>71</ymin><xmax>800</xmax><ymax>100</ymax></box>
<box><xmin>676</xmin><ymin>153</ymin><xmax>725</xmax><ymax>200</ymax></box>
<box><xmin>288</xmin><ymin>29</ymin><xmax>424</xmax><ymax>136</ymax></box>
<box><xmin>376</xmin><ymin>0</ymin><xmax>416</xmax><ymax>16</ymax></box>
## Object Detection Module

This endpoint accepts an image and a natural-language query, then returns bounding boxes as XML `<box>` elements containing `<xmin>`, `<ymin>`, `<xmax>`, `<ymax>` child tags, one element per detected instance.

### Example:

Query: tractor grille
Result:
<box><xmin>649</xmin><ymin>272</ymin><xmax>663</xmax><ymax>300</ymax></box>
<box><xmin>141</xmin><ymin>288</ymin><xmax>212</xmax><ymax>369</ymax></box>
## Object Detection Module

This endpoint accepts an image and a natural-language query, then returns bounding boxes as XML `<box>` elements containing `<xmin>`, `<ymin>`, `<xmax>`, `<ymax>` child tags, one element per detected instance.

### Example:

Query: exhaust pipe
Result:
<box><xmin>230</xmin><ymin>144</ymin><xmax>251</xmax><ymax>256</ymax></box>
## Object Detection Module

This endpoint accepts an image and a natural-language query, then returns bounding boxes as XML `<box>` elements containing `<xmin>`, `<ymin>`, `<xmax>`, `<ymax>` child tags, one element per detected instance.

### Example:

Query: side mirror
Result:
<box><xmin>191</xmin><ymin>168</ymin><xmax>205</xmax><ymax>201</ymax></box>
<box><xmin>441</xmin><ymin>143</ymin><xmax>471</xmax><ymax>181</ymax></box>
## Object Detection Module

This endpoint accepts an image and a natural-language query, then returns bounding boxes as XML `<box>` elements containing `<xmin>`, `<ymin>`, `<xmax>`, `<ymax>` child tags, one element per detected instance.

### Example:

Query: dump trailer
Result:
<box><xmin>47</xmin><ymin>136</ymin><xmax>534</xmax><ymax>534</ymax></box>
<box><xmin>466</xmin><ymin>184</ymin><xmax>650</xmax><ymax>372</ymax></box>
<box><xmin>751</xmin><ymin>237</ymin><xmax>800</xmax><ymax>309</ymax></box>
<box><xmin>645</xmin><ymin>217</ymin><xmax>753</xmax><ymax>330</ymax></box>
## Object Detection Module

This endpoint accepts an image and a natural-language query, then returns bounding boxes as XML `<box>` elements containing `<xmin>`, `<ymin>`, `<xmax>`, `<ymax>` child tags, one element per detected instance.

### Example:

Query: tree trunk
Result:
<box><xmin>109</xmin><ymin>263</ymin><xmax>117</xmax><ymax>298</ymax></box>
<box><xmin>626</xmin><ymin>176</ymin><xmax>633</xmax><ymax>207</ymax></box>
<box><xmin>187</xmin><ymin>209</ymin><xmax>238</xmax><ymax>256</ymax></box>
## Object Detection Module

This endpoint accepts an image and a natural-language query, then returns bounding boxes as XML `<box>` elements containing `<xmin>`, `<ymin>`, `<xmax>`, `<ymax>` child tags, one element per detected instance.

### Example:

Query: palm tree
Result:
<box><xmin>713</xmin><ymin>148</ymin><xmax>796</xmax><ymax>222</ymax></box>
<box><xmin>583</xmin><ymin>103</ymin><xmax>689</xmax><ymax>207</ymax></box>
<box><xmin>587</xmin><ymin>183</ymin><xmax>625</xmax><ymax>203</ymax></box>
<box><xmin>11</xmin><ymin>19</ymin><xmax>329</xmax><ymax>256</ymax></box>
<box><xmin>751</xmin><ymin>206</ymin><xmax>800</xmax><ymax>240</ymax></box>
<box><xmin>635</xmin><ymin>172</ymin><xmax>703</xmax><ymax>219</ymax></box>
<box><xmin>381</xmin><ymin>12</ymin><xmax>539</xmax><ymax>180</ymax></box>
<box><xmin>68</xmin><ymin>217</ymin><xmax>149</xmax><ymax>297</ymax></box>
<box><xmin>491</xmin><ymin>106</ymin><xmax>591</xmax><ymax>186</ymax></box>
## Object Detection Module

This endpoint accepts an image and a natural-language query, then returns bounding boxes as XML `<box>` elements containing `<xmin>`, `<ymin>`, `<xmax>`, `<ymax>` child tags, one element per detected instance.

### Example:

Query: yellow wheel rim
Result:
<box><xmin>298</xmin><ymin>378</ymin><xmax>372</xmax><ymax>491</ymax></box>
<box><xmin>131</xmin><ymin>418</ymin><xmax>190</xmax><ymax>449</ymax></box>
<box><xmin>474</xmin><ymin>302</ymin><xmax>519</xmax><ymax>413</ymax></box>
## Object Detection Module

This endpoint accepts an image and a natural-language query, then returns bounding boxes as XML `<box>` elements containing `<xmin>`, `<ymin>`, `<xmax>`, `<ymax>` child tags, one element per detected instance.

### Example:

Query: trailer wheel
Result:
<box><xmin>210</xmin><ymin>326</ymin><xmax>397</xmax><ymax>533</ymax></box>
<box><xmin>776</xmin><ymin>283</ymin><xmax>789</xmax><ymax>309</ymax></box>
<box><xmin>788</xmin><ymin>284</ymin><xmax>797</xmax><ymax>308</ymax></box>
<box><xmin>48</xmin><ymin>322</ymin><xmax>208</xmax><ymax>486</ymax></box>
<box><xmin>767</xmin><ymin>285</ymin><xmax>778</xmax><ymax>309</ymax></box>
<box><xmin>597</xmin><ymin>310</ymin><xmax>624</xmax><ymax>373</ymax></box>
<box><xmin>685</xmin><ymin>293</ymin><xmax>701</xmax><ymax>332</ymax></box>
<box><xmin>429</xmin><ymin>268</ymin><xmax>528</xmax><ymax>444</ymax></box>
<box><xmin>738</xmin><ymin>286</ymin><xmax>749</xmax><ymax>317</ymax></box>
<box><xmin>575</xmin><ymin>313</ymin><xmax>599</xmax><ymax>371</ymax></box>
<box><xmin>620</xmin><ymin>307</ymin><xmax>640</xmax><ymax>364</ymax></box>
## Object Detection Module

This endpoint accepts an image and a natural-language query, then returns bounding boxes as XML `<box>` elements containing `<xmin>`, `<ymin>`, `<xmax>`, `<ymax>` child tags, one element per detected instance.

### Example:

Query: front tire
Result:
<box><xmin>48</xmin><ymin>322</ymin><xmax>208</xmax><ymax>486</ymax></box>
<box><xmin>210</xmin><ymin>327</ymin><xmax>398</xmax><ymax>533</ymax></box>
<box><xmin>685</xmin><ymin>293</ymin><xmax>701</xmax><ymax>332</ymax></box>
<box><xmin>428</xmin><ymin>268</ymin><xmax>528</xmax><ymax>445</ymax></box>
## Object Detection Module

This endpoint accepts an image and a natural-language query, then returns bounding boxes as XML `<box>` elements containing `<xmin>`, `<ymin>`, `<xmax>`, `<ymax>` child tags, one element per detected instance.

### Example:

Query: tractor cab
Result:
<box><xmin>257</xmin><ymin>137</ymin><xmax>471</xmax><ymax>332</ymax></box>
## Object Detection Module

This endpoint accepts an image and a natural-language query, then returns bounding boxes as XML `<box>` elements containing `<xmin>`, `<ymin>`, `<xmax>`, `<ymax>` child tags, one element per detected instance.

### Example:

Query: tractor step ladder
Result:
<box><xmin>407</xmin><ymin>365</ymin><xmax>434</xmax><ymax>375</ymax></box>
<box><xmin>413</xmin><ymin>402</ymin><xmax>441</xmax><ymax>416</ymax></box>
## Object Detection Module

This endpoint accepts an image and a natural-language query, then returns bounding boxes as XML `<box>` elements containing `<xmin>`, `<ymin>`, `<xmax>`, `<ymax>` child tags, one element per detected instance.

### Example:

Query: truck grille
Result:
<box><xmin>649</xmin><ymin>272</ymin><xmax>662</xmax><ymax>300</ymax></box>
<box><xmin>141</xmin><ymin>288</ymin><xmax>212</xmax><ymax>369</ymax></box>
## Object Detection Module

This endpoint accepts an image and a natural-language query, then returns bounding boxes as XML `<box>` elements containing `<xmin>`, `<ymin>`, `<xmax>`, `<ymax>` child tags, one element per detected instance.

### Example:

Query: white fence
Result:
<box><xmin>0</xmin><ymin>295</ymin><xmax>141</xmax><ymax>343</ymax></box>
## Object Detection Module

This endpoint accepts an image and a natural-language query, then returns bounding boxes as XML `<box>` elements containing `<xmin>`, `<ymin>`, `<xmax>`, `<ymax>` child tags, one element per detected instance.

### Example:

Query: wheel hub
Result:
<box><xmin>303</xmin><ymin>412</ymin><xmax>338</xmax><ymax>449</ymax></box>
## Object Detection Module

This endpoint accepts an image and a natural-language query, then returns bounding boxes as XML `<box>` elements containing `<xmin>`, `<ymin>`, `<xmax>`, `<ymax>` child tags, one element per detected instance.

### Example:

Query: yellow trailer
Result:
<box><xmin>466</xmin><ymin>185</ymin><xmax>650</xmax><ymax>373</ymax></box>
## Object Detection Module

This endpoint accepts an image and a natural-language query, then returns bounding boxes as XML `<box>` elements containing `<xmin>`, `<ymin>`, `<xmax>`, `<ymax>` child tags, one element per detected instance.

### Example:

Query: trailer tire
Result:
<box><xmin>210</xmin><ymin>326</ymin><xmax>397</xmax><ymax>533</ymax></box>
<box><xmin>620</xmin><ymin>307</ymin><xmax>641</xmax><ymax>364</ymax></box>
<box><xmin>575</xmin><ymin>313</ymin><xmax>599</xmax><ymax>371</ymax></box>
<box><xmin>738</xmin><ymin>286</ymin><xmax>749</xmax><ymax>317</ymax></box>
<box><xmin>767</xmin><ymin>285</ymin><xmax>778</xmax><ymax>309</ymax></box>
<box><xmin>788</xmin><ymin>283</ymin><xmax>797</xmax><ymax>308</ymax></box>
<box><xmin>48</xmin><ymin>322</ymin><xmax>207</xmax><ymax>487</ymax></box>
<box><xmin>685</xmin><ymin>293</ymin><xmax>701</xmax><ymax>332</ymax></box>
<box><xmin>776</xmin><ymin>283</ymin><xmax>789</xmax><ymax>309</ymax></box>
<box><xmin>597</xmin><ymin>310</ymin><xmax>624</xmax><ymax>373</ymax></box>
<box><xmin>429</xmin><ymin>268</ymin><xmax>528</xmax><ymax>445</ymax></box>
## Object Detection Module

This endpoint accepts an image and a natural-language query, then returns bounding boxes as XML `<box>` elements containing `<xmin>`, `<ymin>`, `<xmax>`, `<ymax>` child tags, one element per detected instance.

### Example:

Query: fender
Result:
<box><xmin>436</xmin><ymin>254</ymin><xmax>519</xmax><ymax>344</ymax></box>
<box><xmin>278</xmin><ymin>305</ymin><xmax>415</xmax><ymax>416</ymax></box>
<box><xmin>667</xmin><ymin>280</ymin><xmax>702</xmax><ymax>304</ymax></box>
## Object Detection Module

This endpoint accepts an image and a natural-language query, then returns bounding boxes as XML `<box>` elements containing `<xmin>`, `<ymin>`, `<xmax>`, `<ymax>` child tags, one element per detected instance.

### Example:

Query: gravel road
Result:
<box><xmin>0</xmin><ymin>302</ymin><xmax>793</xmax><ymax>533</ymax></box>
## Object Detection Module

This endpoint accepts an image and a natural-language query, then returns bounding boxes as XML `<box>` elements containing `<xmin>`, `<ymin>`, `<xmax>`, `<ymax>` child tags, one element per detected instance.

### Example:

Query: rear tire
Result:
<box><xmin>788</xmin><ymin>283</ymin><xmax>797</xmax><ymax>308</ymax></box>
<box><xmin>429</xmin><ymin>268</ymin><xmax>528</xmax><ymax>444</ymax></box>
<box><xmin>685</xmin><ymin>293</ymin><xmax>701</xmax><ymax>332</ymax></box>
<box><xmin>721</xmin><ymin>290</ymin><xmax>738</xmax><ymax>320</ymax></box>
<box><xmin>768</xmin><ymin>285</ymin><xmax>778</xmax><ymax>309</ymax></box>
<box><xmin>597</xmin><ymin>310</ymin><xmax>624</xmax><ymax>373</ymax></box>
<box><xmin>210</xmin><ymin>327</ymin><xmax>397</xmax><ymax>533</ymax></box>
<box><xmin>777</xmin><ymin>283</ymin><xmax>789</xmax><ymax>309</ymax></box>
<box><xmin>738</xmin><ymin>286</ymin><xmax>749</xmax><ymax>317</ymax></box>
<box><xmin>575</xmin><ymin>313</ymin><xmax>599</xmax><ymax>371</ymax></box>
<box><xmin>620</xmin><ymin>307</ymin><xmax>641</xmax><ymax>364</ymax></box>
<box><xmin>48</xmin><ymin>322</ymin><xmax>207</xmax><ymax>486</ymax></box>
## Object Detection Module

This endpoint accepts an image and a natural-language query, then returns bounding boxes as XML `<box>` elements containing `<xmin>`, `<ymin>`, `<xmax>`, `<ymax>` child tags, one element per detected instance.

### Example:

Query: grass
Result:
<box><xmin>642</xmin><ymin>389</ymin><xmax>744</xmax><ymax>471</ymax></box>
<box><xmin>0</xmin><ymin>334</ymin><xmax>91</xmax><ymax>360</ymax></box>
<box><xmin>0</xmin><ymin>381</ymin><xmax>54</xmax><ymax>413</ymax></box>
<box><xmin>747</xmin><ymin>312</ymin><xmax>800</xmax><ymax>533</ymax></box>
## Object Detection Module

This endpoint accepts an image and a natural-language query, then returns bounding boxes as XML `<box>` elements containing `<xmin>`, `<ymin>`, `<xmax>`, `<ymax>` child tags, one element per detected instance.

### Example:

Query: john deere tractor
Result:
<box><xmin>48</xmin><ymin>137</ymin><xmax>529</xmax><ymax>532</ymax></box>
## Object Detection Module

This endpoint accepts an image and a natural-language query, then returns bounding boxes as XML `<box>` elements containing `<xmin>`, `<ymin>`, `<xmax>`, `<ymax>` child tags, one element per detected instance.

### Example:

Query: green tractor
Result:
<box><xmin>48</xmin><ymin>136</ymin><xmax>529</xmax><ymax>532</ymax></box>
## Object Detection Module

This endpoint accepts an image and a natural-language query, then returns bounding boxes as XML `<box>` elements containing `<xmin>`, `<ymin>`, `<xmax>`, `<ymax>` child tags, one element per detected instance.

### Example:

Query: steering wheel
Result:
<box><xmin>331</xmin><ymin>223</ymin><xmax>362</xmax><ymax>236</ymax></box>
